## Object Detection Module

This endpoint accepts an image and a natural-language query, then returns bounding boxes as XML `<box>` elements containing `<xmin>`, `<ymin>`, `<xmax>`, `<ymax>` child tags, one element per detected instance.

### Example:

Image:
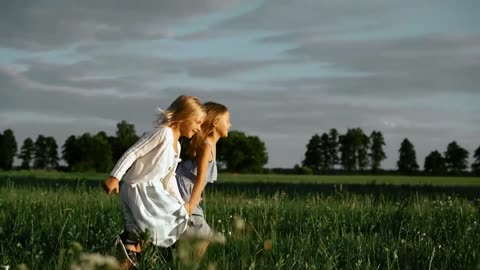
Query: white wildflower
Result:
<box><xmin>16</xmin><ymin>265</ymin><xmax>28</xmax><ymax>270</ymax></box>
<box><xmin>70</xmin><ymin>253</ymin><xmax>119</xmax><ymax>270</ymax></box>
<box><xmin>233</xmin><ymin>216</ymin><xmax>246</xmax><ymax>231</ymax></box>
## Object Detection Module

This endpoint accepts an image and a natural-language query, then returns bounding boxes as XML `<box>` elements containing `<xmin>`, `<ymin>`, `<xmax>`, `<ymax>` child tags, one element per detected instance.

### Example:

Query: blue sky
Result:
<box><xmin>1</xmin><ymin>0</ymin><xmax>479</xmax><ymax>169</ymax></box>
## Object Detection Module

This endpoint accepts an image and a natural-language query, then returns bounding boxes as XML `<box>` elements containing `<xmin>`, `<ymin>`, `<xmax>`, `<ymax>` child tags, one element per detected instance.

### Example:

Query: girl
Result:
<box><xmin>175</xmin><ymin>102</ymin><xmax>231</xmax><ymax>259</ymax></box>
<box><xmin>103</xmin><ymin>95</ymin><xmax>206</xmax><ymax>269</ymax></box>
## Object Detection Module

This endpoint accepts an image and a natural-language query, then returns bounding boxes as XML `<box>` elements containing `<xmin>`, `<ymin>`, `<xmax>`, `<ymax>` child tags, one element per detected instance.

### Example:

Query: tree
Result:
<box><xmin>92</xmin><ymin>132</ymin><xmax>113</xmax><ymax>172</ymax></box>
<box><xmin>74</xmin><ymin>133</ymin><xmax>96</xmax><ymax>172</ymax></box>
<box><xmin>369</xmin><ymin>131</ymin><xmax>386</xmax><ymax>172</ymax></box>
<box><xmin>217</xmin><ymin>130</ymin><xmax>268</xmax><ymax>173</ymax></box>
<box><xmin>302</xmin><ymin>133</ymin><xmax>333</xmax><ymax>173</ymax></box>
<box><xmin>354</xmin><ymin>128</ymin><xmax>370</xmax><ymax>171</ymax></box>
<box><xmin>62</xmin><ymin>132</ymin><xmax>113</xmax><ymax>172</ymax></box>
<box><xmin>339</xmin><ymin>128</ymin><xmax>369</xmax><ymax>171</ymax></box>
<box><xmin>424</xmin><ymin>150</ymin><xmax>446</xmax><ymax>175</ymax></box>
<box><xmin>62</xmin><ymin>135</ymin><xmax>80</xmax><ymax>170</ymax></box>
<box><xmin>45</xmin><ymin>137</ymin><xmax>59</xmax><ymax>169</ymax></box>
<box><xmin>444</xmin><ymin>141</ymin><xmax>469</xmax><ymax>174</ymax></box>
<box><xmin>327</xmin><ymin>129</ymin><xmax>339</xmax><ymax>170</ymax></box>
<box><xmin>18</xmin><ymin>138</ymin><xmax>35</xmax><ymax>169</ymax></box>
<box><xmin>302</xmin><ymin>134</ymin><xmax>321</xmax><ymax>172</ymax></box>
<box><xmin>112</xmin><ymin>120</ymin><xmax>138</xmax><ymax>162</ymax></box>
<box><xmin>397</xmin><ymin>138</ymin><xmax>419</xmax><ymax>174</ymax></box>
<box><xmin>318</xmin><ymin>133</ymin><xmax>331</xmax><ymax>173</ymax></box>
<box><xmin>339</xmin><ymin>130</ymin><xmax>356</xmax><ymax>171</ymax></box>
<box><xmin>33</xmin><ymin>135</ymin><xmax>49</xmax><ymax>169</ymax></box>
<box><xmin>472</xmin><ymin>146</ymin><xmax>480</xmax><ymax>176</ymax></box>
<box><xmin>0</xmin><ymin>129</ymin><xmax>18</xmax><ymax>170</ymax></box>
<box><xmin>293</xmin><ymin>164</ymin><xmax>314</xmax><ymax>175</ymax></box>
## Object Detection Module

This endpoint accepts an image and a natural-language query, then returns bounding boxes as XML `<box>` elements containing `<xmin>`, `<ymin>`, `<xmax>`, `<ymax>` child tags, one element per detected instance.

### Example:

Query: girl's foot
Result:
<box><xmin>116</xmin><ymin>234</ymin><xmax>141</xmax><ymax>269</ymax></box>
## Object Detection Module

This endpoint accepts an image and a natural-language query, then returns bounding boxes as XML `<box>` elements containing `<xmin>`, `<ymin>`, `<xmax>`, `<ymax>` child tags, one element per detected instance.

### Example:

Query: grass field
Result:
<box><xmin>0</xmin><ymin>172</ymin><xmax>479</xmax><ymax>269</ymax></box>
<box><xmin>2</xmin><ymin>170</ymin><xmax>480</xmax><ymax>186</ymax></box>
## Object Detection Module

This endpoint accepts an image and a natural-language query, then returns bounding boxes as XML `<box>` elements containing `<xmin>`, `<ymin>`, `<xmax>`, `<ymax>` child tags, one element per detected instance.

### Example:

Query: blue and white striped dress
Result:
<box><xmin>175</xmin><ymin>143</ymin><xmax>217</xmax><ymax>217</ymax></box>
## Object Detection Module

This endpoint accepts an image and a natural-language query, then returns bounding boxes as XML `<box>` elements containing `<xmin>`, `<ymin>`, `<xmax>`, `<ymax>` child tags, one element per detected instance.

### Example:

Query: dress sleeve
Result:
<box><xmin>110</xmin><ymin>126</ymin><xmax>168</xmax><ymax>181</ymax></box>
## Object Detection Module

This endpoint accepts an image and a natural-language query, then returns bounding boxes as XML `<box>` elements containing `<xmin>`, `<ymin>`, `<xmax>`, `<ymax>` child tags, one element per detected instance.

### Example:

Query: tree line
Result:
<box><xmin>0</xmin><ymin>121</ymin><xmax>268</xmax><ymax>173</ymax></box>
<box><xmin>299</xmin><ymin>128</ymin><xmax>480</xmax><ymax>176</ymax></box>
<box><xmin>0</xmin><ymin>125</ymin><xmax>479</xmax><ymax>175</ymax></box>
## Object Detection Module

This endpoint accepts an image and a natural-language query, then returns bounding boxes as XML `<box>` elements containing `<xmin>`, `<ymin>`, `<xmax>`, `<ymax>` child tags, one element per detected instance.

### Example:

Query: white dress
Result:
<box><xmin>111</xmin><ymin>126</ymin><xmax>188</xmax><ymax>247</ymax></box>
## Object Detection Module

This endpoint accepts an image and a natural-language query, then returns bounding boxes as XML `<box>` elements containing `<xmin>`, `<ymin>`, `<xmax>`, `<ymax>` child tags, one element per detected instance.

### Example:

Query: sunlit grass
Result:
<box><xmin>1</xmin><ymin>170</ymin><xmax>479</xmax><ymax>186</ymax></box>
<box><xmin>0</xmin><ymin>175</ymin><xmax>479</xmax><ymax>269</ymax></box>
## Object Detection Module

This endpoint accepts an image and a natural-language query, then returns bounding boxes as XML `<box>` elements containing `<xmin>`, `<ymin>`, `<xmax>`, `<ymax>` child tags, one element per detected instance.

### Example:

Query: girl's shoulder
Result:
<box><xmin>201</xmin><ymin>139</ymin><xmax>215</xmax><ymax>148</ymax></box>
<box><xmin>197</xmin><ymin>140</ymin><xmax>214</xmax><ymax>153</ymax></box>
<box><xmin>146</xmin><ymin>125</ymin><xmax>174</xmax><ymax>144</ymax></box>
<box><xmin>156</xmin><ymin>125</ymin><xmax>173</xmax><ymax>135</ymax></box>
<box><xmin>199</xmin><ymin>139</ymin><xmax>215</xmax><ymax>160</ymax></box>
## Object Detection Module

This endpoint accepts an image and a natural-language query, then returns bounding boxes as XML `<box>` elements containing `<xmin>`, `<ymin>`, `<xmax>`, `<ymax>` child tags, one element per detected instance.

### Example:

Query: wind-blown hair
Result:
<box><xmin>185</xmin><ymin>102</ymin><xmax>228</xmax><ymax>159</ymax></box>
<box><xmin>155</xmin><ymin>95</ymin><xmax>204</xmax><ymax>127</ymax></box>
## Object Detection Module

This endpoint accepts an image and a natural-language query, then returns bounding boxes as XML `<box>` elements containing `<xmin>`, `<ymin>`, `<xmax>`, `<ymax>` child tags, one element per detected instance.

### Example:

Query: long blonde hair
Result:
<box><xmin>155</xmin><ymin>95</ymin><xmax>204</xmax><ymax>127</ymax></box>
<box><xmin>185</xmin><ymin>102</ymin><xmax>228</xmax><ymax>159</ymax></box>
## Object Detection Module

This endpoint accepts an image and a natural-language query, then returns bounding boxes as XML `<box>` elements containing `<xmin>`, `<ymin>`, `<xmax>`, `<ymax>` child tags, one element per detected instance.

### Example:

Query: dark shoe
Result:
<box><xmin>116</xmin><ymin>234</ymin><xmax>141</xmax><ymax>269</ymax></box>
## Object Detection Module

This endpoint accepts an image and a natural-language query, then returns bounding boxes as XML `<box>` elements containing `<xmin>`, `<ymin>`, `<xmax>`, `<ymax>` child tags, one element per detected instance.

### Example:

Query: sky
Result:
<box><xmin>1</xmin><ymin>0</ymin><xmax>479</xmax><ymax>169</ymax></box>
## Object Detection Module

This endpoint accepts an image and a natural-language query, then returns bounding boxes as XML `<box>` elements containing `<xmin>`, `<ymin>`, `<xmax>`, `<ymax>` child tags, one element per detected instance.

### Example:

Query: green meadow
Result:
<box><xmin>1</xmin><ymin>172</ymin><xmax>479</xmax><ymax>269</ymax></box>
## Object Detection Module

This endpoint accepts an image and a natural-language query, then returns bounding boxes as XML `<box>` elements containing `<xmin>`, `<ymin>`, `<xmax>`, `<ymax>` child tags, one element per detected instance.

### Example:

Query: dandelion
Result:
<box><xmin>70</xmin><ymin>241</ymin><xmax>83</xmax><ymax>253</ymax></box>
<box><xmin>16</xmin><ymin>265</ymin><xmax>28</xmax><ymax>270</ymax></box>
<box><xmin>180</xmin><ymin>231</ymin><xmax>226</xmax><ymax>244</ymax></box>
<box><xmin>233</xmin><ymin>216</ymin><xmax>246</xmax><ymax>231</ymax></box>
<box><xmin>263</xmin><ymin>240</ymin><xmax>273</xmax><ymax>250</ymax></box>
<box><xmin>70</xmin><ymin>253</ymin><xmax>119</xmax><ymax>270</ymax></box>
<box><xmin>210</xmin><ymin>232</ymin><xmax>226</xmax><ymax>244</ymax></box>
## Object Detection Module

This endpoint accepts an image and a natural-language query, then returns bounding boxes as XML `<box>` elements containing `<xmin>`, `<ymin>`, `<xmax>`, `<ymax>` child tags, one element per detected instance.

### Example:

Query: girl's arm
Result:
<box><xmin>184</xmin><ymin>143</ymin><xmax>212</xmax><ymax>215</ymax></box>
<box><xmin>104</xmin><ymin>127</ymin><xmax>168</xmax><ymax>194</ymax></box>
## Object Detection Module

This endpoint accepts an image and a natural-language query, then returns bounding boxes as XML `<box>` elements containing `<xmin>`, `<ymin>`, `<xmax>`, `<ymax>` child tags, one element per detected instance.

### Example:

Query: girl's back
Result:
<box><xmin>176</xmin><ymin>142</ymin><xmax>218</xmax><ymax>215</ymax></box>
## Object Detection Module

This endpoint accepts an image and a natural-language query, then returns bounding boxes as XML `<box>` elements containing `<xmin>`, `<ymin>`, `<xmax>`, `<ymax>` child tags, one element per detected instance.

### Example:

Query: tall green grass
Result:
<box><xmin>1</xmin><ymin>177</ymin><xmax>479</xmax><ymax>269</ymax></box>
<box><xmin>1</xmin><ymin>170</ymin><xmax>479</xmax><ymax>186</ymax></box>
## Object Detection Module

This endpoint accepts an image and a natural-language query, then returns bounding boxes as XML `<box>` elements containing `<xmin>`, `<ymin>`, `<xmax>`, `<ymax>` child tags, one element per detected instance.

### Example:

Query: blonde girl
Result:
<box><xmin>103</xmin><ymin>95</ymin><xmax>206</xmax><ymax>268</ymax></box>
<box><xmin>175</xmin><ymin>101</ymin><xmax>231</xmax><ymax>259</ymax></box>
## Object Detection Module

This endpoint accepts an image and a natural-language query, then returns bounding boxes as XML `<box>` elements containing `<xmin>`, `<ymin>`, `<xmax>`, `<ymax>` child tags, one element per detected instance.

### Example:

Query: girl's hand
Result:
<box><xmin>103</xmin><ymin>176</ymin><xmax>119</xmax><ymax>195</ymax></box>
<box><xmin>184</xmin><ymin>201</ymin><xmax>194</xmax><ymax>217</ymax></box>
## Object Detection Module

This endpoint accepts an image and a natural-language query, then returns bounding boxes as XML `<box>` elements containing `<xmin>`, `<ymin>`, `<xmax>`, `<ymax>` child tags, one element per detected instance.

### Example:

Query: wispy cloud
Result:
<box><xmin>1</xmin><ymin>0</ymin><xmax>479</xmax><ymax>168</ymax></box>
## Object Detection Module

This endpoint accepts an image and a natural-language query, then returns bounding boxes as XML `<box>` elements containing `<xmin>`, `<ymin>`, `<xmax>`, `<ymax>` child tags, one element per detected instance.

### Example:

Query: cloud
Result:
<box><xmin>1</xmin><ymin>0</ymin><xmax>479</xmax><ymax>169</ymax></box>
<box><xmin>0</xmin><ymin>0</ymin><xmax>242</xmax><ymax>50</ymax></box>
<box><xmin>263</xmin><ymin>33</ymin><xmax>480</xmax><ymax>97</ymax></box>
<box><xmin>217</xmin><ymin>0</ymin><xmax>402</xmax><ymax>31</ymax></box>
